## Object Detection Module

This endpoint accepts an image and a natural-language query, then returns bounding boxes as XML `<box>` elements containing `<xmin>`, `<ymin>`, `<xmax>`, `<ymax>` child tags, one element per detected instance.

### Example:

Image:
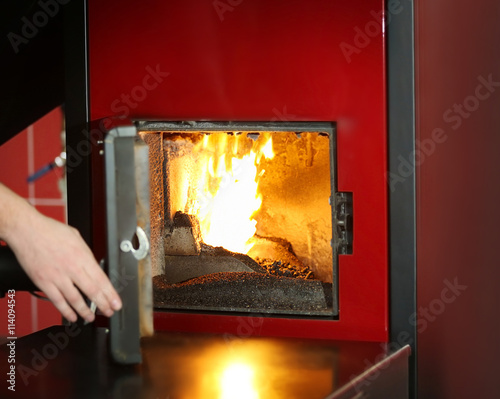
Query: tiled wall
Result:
<box><xmin>0</xmin><ymin>107</ymin><xmax>64</xmax><ymax>336</ymax></box>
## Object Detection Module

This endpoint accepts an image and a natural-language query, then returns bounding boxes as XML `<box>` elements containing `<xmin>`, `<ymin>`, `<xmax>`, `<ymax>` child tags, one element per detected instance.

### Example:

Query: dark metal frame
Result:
<box><xmin>138</xmin><ymin>120</ymin><xmax>340</xmax><ymax>317</ymax></box>
<box><xmin>64</xmin><ymin>0</ymin><xmax>93</xmax><ymax>245</ymax></box>
<box><xmin>387</xmin><ymin>1</ymin><xmax>417</xmax><ymax>398</ymax></box>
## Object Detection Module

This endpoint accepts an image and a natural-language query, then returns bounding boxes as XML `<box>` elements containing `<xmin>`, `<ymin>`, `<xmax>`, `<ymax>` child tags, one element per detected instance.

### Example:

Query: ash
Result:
<box><xmin>153</xmin><ymin>272</ymin><xmax>333</xmax><ymax>315</ymax></box>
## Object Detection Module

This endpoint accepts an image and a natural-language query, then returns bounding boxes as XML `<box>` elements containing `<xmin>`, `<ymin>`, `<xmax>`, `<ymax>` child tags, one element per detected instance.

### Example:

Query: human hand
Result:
<box><xmin>0</xmin><ymin>184</ymin><xmax>122</xmax><ymax>323</ymax></box>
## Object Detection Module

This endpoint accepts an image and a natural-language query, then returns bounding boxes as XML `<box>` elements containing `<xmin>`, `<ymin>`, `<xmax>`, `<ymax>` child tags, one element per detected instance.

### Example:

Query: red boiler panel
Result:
<box><xmin>87</xmin><ymin>0</ymin><xmax>388</xmax><ymax>342</ymax></box>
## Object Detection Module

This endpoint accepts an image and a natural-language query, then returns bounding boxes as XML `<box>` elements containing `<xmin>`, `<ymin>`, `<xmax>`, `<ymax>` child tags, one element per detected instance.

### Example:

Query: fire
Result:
<box><xmin>187</xmin><ymin>133</ymin><xmax>274</xmax><ymax>254</ymax></box>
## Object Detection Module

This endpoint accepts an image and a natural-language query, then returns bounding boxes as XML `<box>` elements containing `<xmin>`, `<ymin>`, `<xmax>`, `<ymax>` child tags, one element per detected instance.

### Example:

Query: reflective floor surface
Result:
<box><xmin>1</xmin><ymin>325</ymin><xmax>388</xmax><ymax>399</ymax></box>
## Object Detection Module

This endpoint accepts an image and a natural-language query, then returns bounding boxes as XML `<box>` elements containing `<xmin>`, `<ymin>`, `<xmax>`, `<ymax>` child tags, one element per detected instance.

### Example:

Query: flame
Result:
<box><xmin>187</xmin><ymin>133</ymin><xmax>274</xmax><ymax>254</ymax></box>
<box><xmin>220</xmin><ymin>363</ymin><xmax>259</xmax><ymax>399</ymax></box>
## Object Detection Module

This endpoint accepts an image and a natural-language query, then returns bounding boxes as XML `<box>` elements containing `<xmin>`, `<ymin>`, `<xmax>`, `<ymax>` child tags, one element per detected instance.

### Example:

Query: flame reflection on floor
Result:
<box><xmin>220</xmin><ymin>362</ymin><xmax>259</xmax><ymax>399</ymax></box>
<box><xmin>142</xmin><ymin>333</ymin><xmax>337</xmax><ymax>399</ymax></box>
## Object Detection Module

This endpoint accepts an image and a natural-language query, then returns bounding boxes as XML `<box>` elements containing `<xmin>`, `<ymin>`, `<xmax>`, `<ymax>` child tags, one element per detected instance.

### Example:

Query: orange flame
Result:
<box><xmin>187</xmin><ymin>133</ymin><xmax>274</xmax><ymax>254</ymax></box>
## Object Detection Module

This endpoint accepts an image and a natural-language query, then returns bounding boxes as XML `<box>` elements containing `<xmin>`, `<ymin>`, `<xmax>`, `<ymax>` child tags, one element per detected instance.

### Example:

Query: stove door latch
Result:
<box><xmin>333</xmin><ymin>192</ymin><xmax>353</xmax><ymax>255</ymax></box>
<box><xmin>120</xmin><ymin>226</ymin><xmax>150</xmax><ymax>261</ymax></box>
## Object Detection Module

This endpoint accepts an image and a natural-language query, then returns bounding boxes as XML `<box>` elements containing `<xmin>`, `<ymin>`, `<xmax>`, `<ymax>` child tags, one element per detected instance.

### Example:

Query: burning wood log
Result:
<box><xmin>248</xmin><ymin>235</ymin><xmax>315</xmax><ymax>280</ymax></box>
<box><xmin>164</xmin><ymin>211</ymin><xmax>202</xmax><ymax>256</ymax></box>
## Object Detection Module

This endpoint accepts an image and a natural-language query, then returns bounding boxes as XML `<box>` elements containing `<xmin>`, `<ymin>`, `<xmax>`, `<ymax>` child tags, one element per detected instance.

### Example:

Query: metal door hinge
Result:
<box><xmin>334</xmin><ymin>192</ymin><xmax>353</xmax><ymax>255</ymax></box>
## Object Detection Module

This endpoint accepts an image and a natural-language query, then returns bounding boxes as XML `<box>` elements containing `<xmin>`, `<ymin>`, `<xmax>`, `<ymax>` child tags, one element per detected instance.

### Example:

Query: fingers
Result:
<box><xmin>36</xmin><ymin>247</ymin><xmax>123</xmax><ymax>322</ymax></box>
<box><xmin>42</xmin><ymin>279</ymin><xmax>96</xmax><ymax>323</ymax></box>
<box><xmin>42</xmin><ymin>271</ymin><xmax>119</xmax><ymax>323</ymax></box>
<box><xmin>42</xmin><ymin>283</ymin><xmax>79</xmax><ymax>323</ymax></box>
<box><xmin>69</xmin><ymin>228</ymin><xmax>123</xmax><ymax>316</ymax></box>
<box><xmin>76</xmin><ymin>265</ymin><xmax>121</xmax><ymax>318</ymax></box>
<box><xmin>58</xmin><ymin>281</ymin><xmax>96</xmax><ymax>323</ymax></box>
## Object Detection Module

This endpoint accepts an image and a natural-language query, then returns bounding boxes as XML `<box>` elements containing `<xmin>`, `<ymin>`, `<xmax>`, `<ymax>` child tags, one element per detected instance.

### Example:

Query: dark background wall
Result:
<box><xmin>416</xmin><ymin>1</ymin><xmax>500</xmax><ymax>397</ymax></box>
<box><xmin>0</xmin><ymin>1</ymin><xmax>64</xmax><ymax>145</ymax></box>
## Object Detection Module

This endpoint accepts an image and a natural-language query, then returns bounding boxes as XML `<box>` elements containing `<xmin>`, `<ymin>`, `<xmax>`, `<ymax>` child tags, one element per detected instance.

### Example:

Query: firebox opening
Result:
<box><xmin>138</xmin><ymin>122</ymin><xmax>338</xmax><ymax>317</ymax></box>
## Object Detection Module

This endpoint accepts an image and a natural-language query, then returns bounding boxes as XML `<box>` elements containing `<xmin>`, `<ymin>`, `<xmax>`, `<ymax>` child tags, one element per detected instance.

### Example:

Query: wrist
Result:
<box><xmin>0</xmin><ymin>184</ymin><xmax>38</xmax><ymax>245</ymax></box>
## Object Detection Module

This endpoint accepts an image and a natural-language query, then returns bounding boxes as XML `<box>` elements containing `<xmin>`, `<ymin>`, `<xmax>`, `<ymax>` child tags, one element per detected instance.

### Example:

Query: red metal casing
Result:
<box><xmin>87</xmin><ymin>0</ymin><xmax>388</xmax><ymax>342</ymax></box>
